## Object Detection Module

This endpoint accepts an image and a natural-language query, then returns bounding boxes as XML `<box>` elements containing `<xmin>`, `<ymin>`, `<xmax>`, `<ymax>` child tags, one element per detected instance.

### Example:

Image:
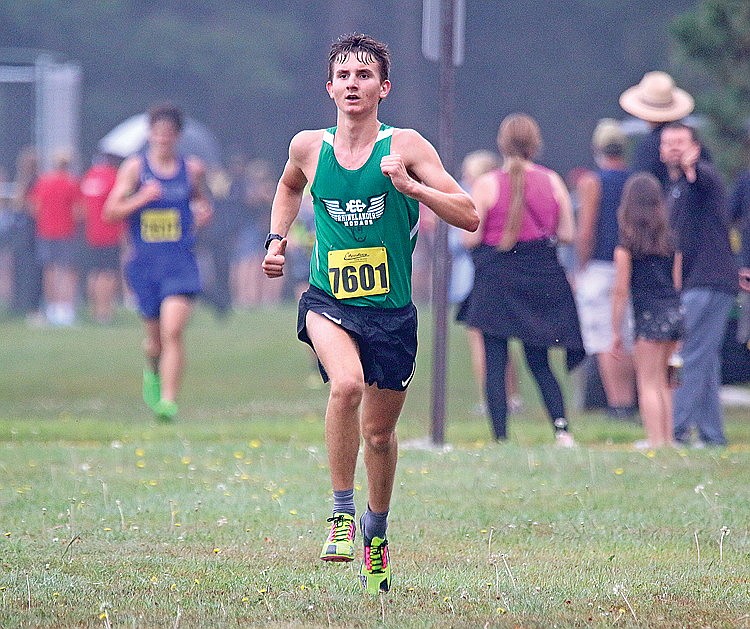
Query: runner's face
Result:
<box><xmin>326</xmin><ymin>54</ymin><xmax>390</xmax><ymax>115</ymax></box>
<box><xmin>149</xmin><ymin>119</ymin><xmax>180</xmax><ymax>155</ymax></box>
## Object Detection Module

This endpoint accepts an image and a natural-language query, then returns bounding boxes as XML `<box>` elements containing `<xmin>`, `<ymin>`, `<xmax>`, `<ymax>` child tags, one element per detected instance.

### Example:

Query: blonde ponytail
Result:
<box><xmin>495</xmin><ymin>113</ymin><xmax>541</xmax><ymax>251</ymax></box>
<box><xmin>498</xmin><ymin>157</ymin><xmax>525</xmax><ymax>251</ymax></box>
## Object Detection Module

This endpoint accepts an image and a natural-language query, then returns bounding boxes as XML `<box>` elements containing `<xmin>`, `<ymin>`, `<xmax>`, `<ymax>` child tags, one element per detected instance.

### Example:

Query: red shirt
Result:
<box><xmin>80</xmin><ymin>164</ymin><xmax>122</xmax><ymax>246</ymax></box>
<box><xmin>30</xmin><ymin>170</ymin><xmax>81</xmax><ymax>239</ymax></box>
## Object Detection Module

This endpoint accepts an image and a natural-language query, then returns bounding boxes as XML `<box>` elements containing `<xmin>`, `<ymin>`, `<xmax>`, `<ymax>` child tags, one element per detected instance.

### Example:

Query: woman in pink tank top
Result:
<box><xmin>461</xmin><ymin>113</ymin><xmax>584</xmax><ymax>446</ymax></box>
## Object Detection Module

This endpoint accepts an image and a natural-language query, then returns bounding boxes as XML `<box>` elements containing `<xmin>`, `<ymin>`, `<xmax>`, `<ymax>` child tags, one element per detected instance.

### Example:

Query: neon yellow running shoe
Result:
<box><xmin>154</xmin><ymin>399</ymin><xmax>178</xmax><ymax>423</ymax></box>
<box><xmin>359</xmin><ymin>535</ymin><xmax>391</xmax><ymax>594</ymax></box>
<box><xmin>319</xmin><ymin>513</ymin><xmax>356</xmax><ymax>562</ymax></box>
<box><xmin>142</xmin><ymin>369</ymin><xmax>161</xmax><ymax>411</ymax></box>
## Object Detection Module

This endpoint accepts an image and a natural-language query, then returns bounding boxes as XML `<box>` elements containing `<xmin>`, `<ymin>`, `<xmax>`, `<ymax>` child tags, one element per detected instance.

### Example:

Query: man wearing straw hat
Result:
<box><xmin>619</xmin><ymin>71</ymin><xmax>710</xmax><ymax>189</ymax></box>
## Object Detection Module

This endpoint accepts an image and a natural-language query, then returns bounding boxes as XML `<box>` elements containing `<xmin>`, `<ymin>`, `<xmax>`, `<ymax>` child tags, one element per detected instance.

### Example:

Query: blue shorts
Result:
<box><xmin>125</xmin><ymin>253</ymin><xmax>201</xmax><ymax>319</ymax></box>
<box><xmin>297</xmin><ymin>285</ymin><xmax>418</xmax><ymax>391</ymax></box>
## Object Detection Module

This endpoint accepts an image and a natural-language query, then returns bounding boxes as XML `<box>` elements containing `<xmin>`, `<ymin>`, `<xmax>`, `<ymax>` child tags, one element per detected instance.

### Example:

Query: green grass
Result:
<box><xmin>1</xmin><ymin>305</ymin><xmax>749</xmax><ymax>628</ymax></box>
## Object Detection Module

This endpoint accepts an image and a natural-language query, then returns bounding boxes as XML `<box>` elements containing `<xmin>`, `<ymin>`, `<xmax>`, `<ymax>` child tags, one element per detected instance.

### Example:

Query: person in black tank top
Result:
<box><xmin>612</xmin><ymin>173</ymin><xmax>683</xmax><ymax>449</ymax></box>
<box><xmin>575</xmin><ymin>119</ymin><xmax>636</xmax><ymax>420</ymax></box>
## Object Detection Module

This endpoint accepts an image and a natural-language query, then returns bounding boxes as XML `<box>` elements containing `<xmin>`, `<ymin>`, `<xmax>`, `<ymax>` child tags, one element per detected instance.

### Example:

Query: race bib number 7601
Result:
<box><xmin>327</xmin><ymin>247</ymin><xmax>389</xmax><ymax>299</ymax></box>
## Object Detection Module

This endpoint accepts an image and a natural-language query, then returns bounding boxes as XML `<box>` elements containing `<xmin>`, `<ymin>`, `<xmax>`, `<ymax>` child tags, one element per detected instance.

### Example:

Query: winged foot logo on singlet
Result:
<box><xmin>321</xmin><ymin>192</ymin><xmax>388</xmax><ymax>227</ymax></box>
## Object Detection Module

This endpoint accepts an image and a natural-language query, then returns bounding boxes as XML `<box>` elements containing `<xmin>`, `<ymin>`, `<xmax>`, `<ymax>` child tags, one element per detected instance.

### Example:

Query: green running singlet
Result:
<box><xmin>308</xmin><ymin>124</ymin><xmax>420</xmax><ymax>308</ymax></box>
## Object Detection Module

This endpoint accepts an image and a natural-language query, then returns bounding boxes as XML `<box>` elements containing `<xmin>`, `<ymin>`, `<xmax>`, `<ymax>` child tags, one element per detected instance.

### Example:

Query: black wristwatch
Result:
<box><xmin>264</xmin><ymin>232</ymin><xmax>284</xmax><ymax>250</ymax></box>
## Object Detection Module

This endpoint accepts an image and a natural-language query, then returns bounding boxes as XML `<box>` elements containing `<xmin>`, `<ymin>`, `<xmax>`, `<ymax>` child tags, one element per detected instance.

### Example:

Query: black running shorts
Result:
<box><xmin>297</xmin><ymin>285</ymin><xmax>418</xmax><ymax>391</ymax></box>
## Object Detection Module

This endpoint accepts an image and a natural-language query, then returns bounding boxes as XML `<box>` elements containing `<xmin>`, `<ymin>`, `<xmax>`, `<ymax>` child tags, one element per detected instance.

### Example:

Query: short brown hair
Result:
<box><xmin>328</xmin><ymin>33</ymin><xmax>390</xmax><ymax>83</ymax></box>
<box><xmin>148</xmin><ymin>102</ymin><xmax>184</xmax><ymax>132</ymax></box>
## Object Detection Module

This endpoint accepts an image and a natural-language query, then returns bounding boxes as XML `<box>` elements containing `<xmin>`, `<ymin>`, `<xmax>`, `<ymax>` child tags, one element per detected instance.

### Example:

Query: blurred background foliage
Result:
<box><xmin>671</xmin><ymin>0</ymin><xmax>750</xmax><ymax>179</ymax></box>
<box><xmin>0</xmin><ymin>0</ymin><xmax>747</xmax><ymax>179</ymax></box>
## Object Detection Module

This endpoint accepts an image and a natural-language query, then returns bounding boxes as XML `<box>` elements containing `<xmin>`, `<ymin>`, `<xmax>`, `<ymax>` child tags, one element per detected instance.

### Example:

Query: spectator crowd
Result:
<box><xmin>0</xmin><ymin>71</ymin><xmax>748</xmax><ymax>447</ymax></box>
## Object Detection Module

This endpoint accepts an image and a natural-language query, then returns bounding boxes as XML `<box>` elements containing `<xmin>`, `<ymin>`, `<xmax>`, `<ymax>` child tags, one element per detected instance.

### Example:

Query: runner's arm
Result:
<box><xmin>187</xmin><ymin>156</ymin><xmax>213</xmax><ymax>228</ymax></box>
<box><xmin>388</xmin><ymin>129</ymin><xmax>478</xmax><ymax>232</ymax></box>
<box><xmin>103</xmin><ymin>156</ymin><xmax>161</xmax><ymax>222</ymax></box>
<box><xmin>262</xmin><ymin>132</ymin><xmax>312</xmax><ymax>278</ymax></box>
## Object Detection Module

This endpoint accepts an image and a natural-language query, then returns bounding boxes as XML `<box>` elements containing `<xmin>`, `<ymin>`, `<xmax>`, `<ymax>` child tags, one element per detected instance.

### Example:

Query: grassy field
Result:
<box><xmin>1</xmin><ymin>305</ymin><xmax>749</xmax><ymax>628</ymax></box>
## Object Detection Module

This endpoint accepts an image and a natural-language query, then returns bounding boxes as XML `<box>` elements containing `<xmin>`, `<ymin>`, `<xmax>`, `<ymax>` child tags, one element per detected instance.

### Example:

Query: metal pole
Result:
<box><xmin>430</xmin><ymin>0</ymin><xmax>455</xmax><ymax>445</ymax></box>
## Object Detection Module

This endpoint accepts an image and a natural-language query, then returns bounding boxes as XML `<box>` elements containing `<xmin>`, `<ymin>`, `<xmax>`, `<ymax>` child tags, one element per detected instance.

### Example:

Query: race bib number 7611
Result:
<box><xmin>327</xmin><ymin>247</ymin><xmax>389</xmax><ymax>299</ymax></box>
<box><xmin>141</xmin><ymin>209</ymin><xmax>181</xmax><ymax>243</ymax></box>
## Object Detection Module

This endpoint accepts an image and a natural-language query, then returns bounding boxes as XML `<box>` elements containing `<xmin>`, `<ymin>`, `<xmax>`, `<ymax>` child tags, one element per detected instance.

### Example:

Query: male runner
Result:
<box><xmin>262</xmin><ymin>34</ymin><xmax>478</xmax><ymax>594</ymax></box>
<box><xmin>104</xmin><ymin>102</ymin><xmax>212</xmax><ymax>421</ymax></box>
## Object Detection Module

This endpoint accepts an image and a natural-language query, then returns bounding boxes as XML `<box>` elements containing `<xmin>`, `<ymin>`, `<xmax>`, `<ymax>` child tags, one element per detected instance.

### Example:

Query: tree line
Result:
<box><xmin>1</xmin><ymin>0</ymin><xmax>746</xmax><ymax>179</ymax></box>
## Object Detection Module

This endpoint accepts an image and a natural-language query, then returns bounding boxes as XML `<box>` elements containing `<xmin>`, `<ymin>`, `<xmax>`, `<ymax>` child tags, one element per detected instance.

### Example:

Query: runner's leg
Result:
<box><xmin>305</xmin><ymin>310</ymin><xmax>365</xmax><ymax>492</ymax></box>
<box><xmin>360</xmin><ymin>385</ymin><xmax>406</xmax><ymax>514</ymax></box>
<box><xmin>158</xmin><ymin>295</ymin><xmax>193</xmax><ymax>402</ymax></box>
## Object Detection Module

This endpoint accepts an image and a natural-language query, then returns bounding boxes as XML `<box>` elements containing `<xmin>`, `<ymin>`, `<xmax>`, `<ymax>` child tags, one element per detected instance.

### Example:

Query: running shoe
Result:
<box><xmin>359</xmin><ymin>535</ymin><xmax>391</xmax><ymax>594</ymax></box>
<box><xmin>555</xmin><ymin>431</ymin><xmax>576</xmax><ymax>448</ymax></box>
<box><xmin>319</xmin><ymin>513</ymin><xmax>356</xmax><ymax>562</ymax></box>
<box><xmin>142</xmin><ymin>369</ymin><xmax>161</xmax><ymax>411</ymax></box>
<box><xmin>154</xmin><ymin>399</ymin><xmax>178</xmax><ymax>423</ymax></box>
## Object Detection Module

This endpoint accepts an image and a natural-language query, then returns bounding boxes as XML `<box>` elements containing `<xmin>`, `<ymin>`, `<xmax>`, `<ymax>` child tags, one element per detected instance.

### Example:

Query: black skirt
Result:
<box><xmin>462</xmin><ymin>241</ymin><xmax>585</xmax><ymax>370</ymax></box>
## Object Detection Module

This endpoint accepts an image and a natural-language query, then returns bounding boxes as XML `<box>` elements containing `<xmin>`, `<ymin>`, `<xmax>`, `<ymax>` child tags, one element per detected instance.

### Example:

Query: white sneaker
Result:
<box><xmin>471</xmin><ymin>402</ymin><xmax>487</xmax><ymax>416</ymax></box>
<box><xmin>508</xmin><ymin>396</ymin><xmax>524</xmax><ymax>415</ymax></box>
<box><xmin>555</xmin><ymin>432</ymin><xmax>576</xmax><ymax>448</ymax></box>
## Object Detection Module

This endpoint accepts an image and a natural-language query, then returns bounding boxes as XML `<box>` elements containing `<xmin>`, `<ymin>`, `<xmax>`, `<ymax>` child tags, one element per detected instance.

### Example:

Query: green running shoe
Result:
<box><xmin>359</xmin><ymin>535</ymin><xmax>391</xmax><ymax>594</ymax></box>
<box><xmin>154</xmin><ymin>399</ymin><xmax>178</xmax><ymax>423</ymax></box>
<box><xmin>142</xmin><ymin>369</ymin><xmax>161</xmax><ymax>411</ymax></box>
<box><xmin>319</xmin><ymin>513</ymin><xmax>356</xmax><ymax>562</ymax></box>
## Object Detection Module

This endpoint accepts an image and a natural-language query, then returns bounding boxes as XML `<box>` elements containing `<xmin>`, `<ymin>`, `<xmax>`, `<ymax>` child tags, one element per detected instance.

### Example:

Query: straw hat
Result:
<box><xmin>619</xmin><ymin>71</ymin><xmax>694</xmax><ymax>123</ymax></box>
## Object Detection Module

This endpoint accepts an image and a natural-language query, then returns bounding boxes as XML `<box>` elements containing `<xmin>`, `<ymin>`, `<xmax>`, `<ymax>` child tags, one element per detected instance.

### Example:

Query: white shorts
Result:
<box><xmin>575</xmin><ymin>261</ymin><xmax>633</xmax><ymax>354</ymax></box>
